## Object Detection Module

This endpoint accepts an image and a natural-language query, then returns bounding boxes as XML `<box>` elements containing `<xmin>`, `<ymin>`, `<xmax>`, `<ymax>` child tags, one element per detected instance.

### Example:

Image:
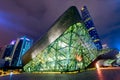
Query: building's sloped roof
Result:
<box><xmin>22</xmin><ymin>6</ymin><xmax>82</xmax><ymax>65</ymax></box>
<box><xmin>23</xmin><ymin>6</ymin><xmax>99</xmax><ymax>72</ymax></box>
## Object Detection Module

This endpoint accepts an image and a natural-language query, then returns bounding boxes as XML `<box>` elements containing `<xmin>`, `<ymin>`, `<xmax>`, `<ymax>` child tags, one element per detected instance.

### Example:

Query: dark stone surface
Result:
<box><xmin>0</xmin><ymin>67</ymin><xmax>120</xmax><ymax>80</ymax></box>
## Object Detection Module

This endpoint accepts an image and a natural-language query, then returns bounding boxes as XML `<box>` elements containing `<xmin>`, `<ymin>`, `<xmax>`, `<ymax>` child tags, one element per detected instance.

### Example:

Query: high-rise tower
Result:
<box><xmin>81</xmin><ymin>6</ymin><xmax>102</xmax><ymax>50</ymax></box>
<box><xmin>10</xmin><ymin>36</ymin><xmax>33</xmax><ymax>67</ymax></box>
<box><xmin>0</xmin><ymin>40</ymin><xmax>16</xmax><ymax>67</ymax></box>
<box><xmin>2</xmin><ymin>41</ymin><xmax>15</xmax><ymax>59</ymax></box>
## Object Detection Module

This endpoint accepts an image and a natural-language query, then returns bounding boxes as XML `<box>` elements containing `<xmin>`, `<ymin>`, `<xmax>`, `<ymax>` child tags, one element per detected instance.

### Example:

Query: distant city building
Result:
<box><xmin>81</xmin><ymin>6</ymin><xmax>102</xmax><ymax>50</ymax></box>
<box><xmin>0</xmin><ymin>40</ymin><xmax>16</xmax><ymax>59</ymax></box>
<box><xmin>10</xmin><ymin>36</ymin><xmax>33</xmax><ymax>67</ymax></box>
<box><xmin>0</xmin><ymin>47</ymin><xmax>6</xmax><ymax>59</ymax></box>
<box><xmin>2</xmin><ymin>44</ymin><xmax>15</xmax><ymax>59</ymax></box>
<box><xmin>0</xmin><ymin>40</ymin><xmax>16</xmax><ymax>66</ymax></box>
<box><xmin>0</xmin><ymin>59</ymin><xmax>5</xmax><ymax>68</ymax></box>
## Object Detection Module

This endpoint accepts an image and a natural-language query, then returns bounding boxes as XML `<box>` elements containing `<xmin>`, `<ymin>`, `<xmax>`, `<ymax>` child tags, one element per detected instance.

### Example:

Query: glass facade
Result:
<box><xmin>11</xmin><ymin>39</ymin><xmax>23</xmax><ymax>66</ymax></box>
<box><xmin>2</xmin><ymin>45</ymin><xmax>14</xmax><ymax>59</ymax></box>
<box><xmin>10</xmin><ymin>36</ymin><xmax>33</xmax><ymax>67</ymax></box>
<box><xmin>2</xmin><ymin>45</ymin><xmax>14</xmax><ymax>66</ymax></box>
<box><xmin>17</xmin><ymin>37</ymin><xmax>33</xmax><ymax>66</ymax></box>
<box><xmin>24</xmin><ymin>22</ymin><xmax>98</xmax><ymax>72</ymax></box>
<box><xmin>81</xmin><ymin>6</ymin><xmax>102</xmax><ymax>50</ymax></box>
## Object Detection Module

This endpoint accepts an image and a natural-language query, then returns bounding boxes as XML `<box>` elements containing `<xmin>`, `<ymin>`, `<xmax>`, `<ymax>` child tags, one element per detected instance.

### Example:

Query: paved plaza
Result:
<box><xmin>0</xmin><ymin>67</ymin><xmax>120</xmax><ymax>80</ymax></box>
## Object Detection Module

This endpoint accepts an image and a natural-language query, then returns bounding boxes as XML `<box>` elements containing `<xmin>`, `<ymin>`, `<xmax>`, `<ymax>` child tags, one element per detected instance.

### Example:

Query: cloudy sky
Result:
<box><xmin>0</xmin><ymin>0</ymin><xmax>120</xmax><ymax>50</ymax></box>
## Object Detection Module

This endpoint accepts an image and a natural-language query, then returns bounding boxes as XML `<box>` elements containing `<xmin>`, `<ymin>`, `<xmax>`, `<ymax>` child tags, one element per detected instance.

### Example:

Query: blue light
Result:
<box><xmin>114</xmin><ymin>42</ymin><xmax>120</xmax><ymax>51</ymax></box>
<box><xmin>109</xmin><ymin>38</ymin><xmax>120</xmax><ymax>51</ymax></box>
<box><xmin>10</xmin><ymin>40</ymin><xmax>16</xmax><ymax>45</ymax></box>
<box><xmin>0</xmin><ymin>12</ymin><xmax>9</xmax><ymax>24</ymax></box>
<box><xmin>0</xmin><ymin>17</ymin><xmax>7</xmax><ymax>24</ymax></box>
<box><xmin>0</xmin><ymin>12</ymin><xmax>16</xmax><ymax>27</ymax></box>
<box><xmin>20</xmin><ymin>36</ymin><xmax>30</xmax><ymax>41</ymax></box>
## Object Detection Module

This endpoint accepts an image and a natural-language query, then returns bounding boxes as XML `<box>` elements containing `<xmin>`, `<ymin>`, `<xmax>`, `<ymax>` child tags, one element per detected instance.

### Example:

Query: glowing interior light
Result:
<box><xmin>20</xmin><ymin>37</ymin><xmax>24</xmax><ymax>40</ymax></box>
<box><xmin>23</xmin><ymin>22</ymin><xmax>98</xmax><ymax>72</ymax></box>
<box><xmin>81</xmin><ymin>7</ymin><xmax>84</xmax><ymax>10</ymax></box>
<box><xmin>75</xmin><ymin>54</ymin><xmax>82</xmax><ymax>62</ymax></box>
<box><xmin>20</xmin><ymin>37</ymin><xmax>30</xmax><ymax>41</ymax></box>
<box><xmin>26</xmin><ymin>38</ymin><xmax>30</xmax><ymax>41</ymax></box>
<box><xmin>59</xmin><ymin>42</ymin><xmax>67</xmax><ymax>47</ymax></box>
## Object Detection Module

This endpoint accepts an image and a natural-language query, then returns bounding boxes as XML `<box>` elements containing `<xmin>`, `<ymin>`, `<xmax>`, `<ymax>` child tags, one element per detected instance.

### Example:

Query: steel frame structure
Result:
<box><xmin>24</xmin><ymin>22</ymin><xmax>98</xmax><ymax>72</ymax></box>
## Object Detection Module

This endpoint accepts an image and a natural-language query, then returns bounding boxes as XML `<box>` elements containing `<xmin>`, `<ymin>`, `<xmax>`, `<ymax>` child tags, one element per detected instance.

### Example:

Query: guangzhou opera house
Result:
<box><xmin>22</xmin><ymin>6</ymin><xmax>100</xmax><ymax>72</ymax></box>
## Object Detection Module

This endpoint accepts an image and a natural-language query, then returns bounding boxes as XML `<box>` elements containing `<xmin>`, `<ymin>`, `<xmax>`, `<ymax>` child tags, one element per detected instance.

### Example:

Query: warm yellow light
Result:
<box><xmin>81</xmin><ymin>7</ymin><xmax>84</xmax><ymax>10</ymax></box>
<box><xmin>75</xmin><ymin>54</ymin><xmax>82</xmax><ymax>62</ymax></box>
<box><xmin>93</xmin><ymin>39</ymin><xmax>100</xmax><ymax>42</ymax></box>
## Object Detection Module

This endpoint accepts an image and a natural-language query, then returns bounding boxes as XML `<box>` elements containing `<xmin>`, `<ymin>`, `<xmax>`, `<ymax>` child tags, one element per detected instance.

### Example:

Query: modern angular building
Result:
<box><xmin>22</xmin><ymin>6</ymin><xmax>99</xmax><ymax>72</ymax></box>
<box><xmin>81</xmin><ymin>6</ymin><xmax>102</xmax><ymax>50</ymax></box>
<box><xmin>10</xmin><ymin>36</ymin><xmax>33</xmax><ymax>67</ymax></box>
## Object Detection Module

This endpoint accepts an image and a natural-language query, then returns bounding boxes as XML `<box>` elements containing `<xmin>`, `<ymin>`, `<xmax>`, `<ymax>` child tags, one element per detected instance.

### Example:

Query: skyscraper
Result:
<box><xmin>10</xmin><ymin>36</ymin><xmax>33</xmax><ymax>67</ymax></box>
<box><xmin>2</xmin><ymin>41</ymin><xmax>15</xmax><ymax>59</ymax></box>
<box><xmin>0</xmin><ymin>40</ymin><xmax>16</xmax><ymax>66</ymax></box>
<box><xmin>81</xmin><ymin>6</ymin><xmax>102</xmax><ymax>50</ymax></box>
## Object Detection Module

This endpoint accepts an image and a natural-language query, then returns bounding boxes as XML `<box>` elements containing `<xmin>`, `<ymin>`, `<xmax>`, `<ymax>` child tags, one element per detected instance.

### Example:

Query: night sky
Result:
<box><xmin>0</xmin><ymin>0</ymin><xmax>120</xmax><ymax>50</ymax></box>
